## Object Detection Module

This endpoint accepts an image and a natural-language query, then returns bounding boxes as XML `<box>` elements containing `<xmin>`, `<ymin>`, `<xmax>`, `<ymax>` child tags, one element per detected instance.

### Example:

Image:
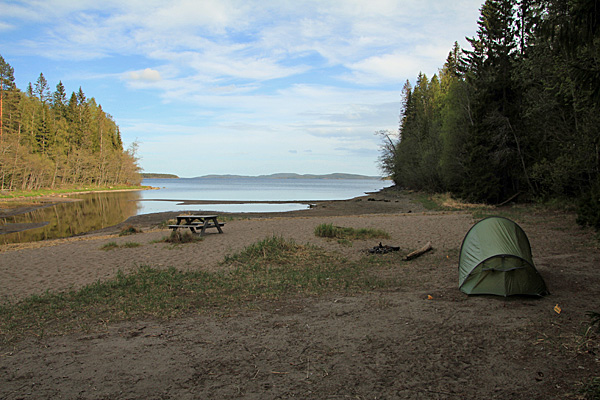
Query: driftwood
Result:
<box><xmin>404</xmin><ymin>241</ymin><xmax>432</xmax><ymax>261</ymax></box>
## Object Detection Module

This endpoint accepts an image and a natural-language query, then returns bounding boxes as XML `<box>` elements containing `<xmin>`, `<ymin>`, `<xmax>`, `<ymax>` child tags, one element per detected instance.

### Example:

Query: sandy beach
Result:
<box><xmin>1</xmin><ymin>189</ymin><xmax>599</xmax><ymax>399</ymax></box>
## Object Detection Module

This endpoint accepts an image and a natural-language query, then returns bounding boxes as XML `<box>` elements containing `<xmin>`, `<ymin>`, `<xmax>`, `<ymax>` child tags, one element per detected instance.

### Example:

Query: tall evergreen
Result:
<box><xmin>461</xmin><ymin>0</ymin><xmax>524</xmax><ymax>203</ymax></box>
<box><xmin>0</xmin><ymin>55</ymin><xmax>16</xmax><ymax>147</ymax></box>
<box><xmin>381</xmin><ymin>0</ymin><xmax>600</xmax><ymax>229</ymax></box>
<box><xmin>52</xmin><ymin>81</ymin><xmax>67</xmax><ymax>117</ymax></box>
<box><xmin>34</xmin><ymin>73</ymin><xmax>51</xmax><ymax>104</ymax></box>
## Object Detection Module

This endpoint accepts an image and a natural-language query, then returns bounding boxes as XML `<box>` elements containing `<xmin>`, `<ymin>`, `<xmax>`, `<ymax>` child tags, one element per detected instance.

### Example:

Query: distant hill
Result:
<box><xmin>195</xmin><ymin>173</ymin><xmax>382</xmax><ymax>180</ymax></box>
<box><xmin>261</xmin><ymin>173</ymin><xmax>381</xmax><ymax>180</ymax></box>
<box><xmin>141</xmin><ymin>173</ymin><xmax>180</xmax><ymax>179</ymax></box>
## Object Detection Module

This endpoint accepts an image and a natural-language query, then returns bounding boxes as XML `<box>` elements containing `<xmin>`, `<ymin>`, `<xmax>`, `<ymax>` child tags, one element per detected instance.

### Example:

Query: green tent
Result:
<box><xmin>458</xmin><ymin>216</ymin><xmax>548</xmax><ymax>296</ymax></box>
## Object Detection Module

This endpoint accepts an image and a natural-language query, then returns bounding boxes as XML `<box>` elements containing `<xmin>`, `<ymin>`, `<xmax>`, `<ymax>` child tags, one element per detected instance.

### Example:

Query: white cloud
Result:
<box><xmin>140</xmin><ymin>0</ymin><xmax>249</xmax><ymax>33</ymax></box>
<box><xmin>127</xmin><ymin>68</ymin><xmax>162</xmax><ymax>82</ymax></box>
<box><xmin>2</xmin><ymin>0</ymin><xmax>482</xmax><ymax>87</ymax></box>
<box><xmin>0</xmin><ymin>0</ymin><xmax>483</xmax><ymax>176</ymax></box>
<box><xmin>0</xmin><ymin>21</ymin><xmax>14</xmax><ymax>31</ymax></box>
<box><xmin>346</xmin><ymin>53</ymin><xmax>424</xmax><ymax>85</ymax></box>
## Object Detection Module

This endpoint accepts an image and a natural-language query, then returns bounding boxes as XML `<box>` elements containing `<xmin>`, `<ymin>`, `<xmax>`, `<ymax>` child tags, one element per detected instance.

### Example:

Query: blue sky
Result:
<box><xmin>1</xmin><ymin>0</ymin><xmax>483</xmax><ymax>178</ymax></box>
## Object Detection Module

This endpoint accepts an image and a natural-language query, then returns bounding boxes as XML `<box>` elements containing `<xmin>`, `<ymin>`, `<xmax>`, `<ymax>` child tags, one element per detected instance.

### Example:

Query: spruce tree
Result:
<box><xmin>461</xmin><ymin>0</ymin><xmax>522</xmax><ymax>203</ymax></box>
<box><xmin>52</xmin><ymin>81</ymin><xmax>68</xmax><ymax>117</ymax></box>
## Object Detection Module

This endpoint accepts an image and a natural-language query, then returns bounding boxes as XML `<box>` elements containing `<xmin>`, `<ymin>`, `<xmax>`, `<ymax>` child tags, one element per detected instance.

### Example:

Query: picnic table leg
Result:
<box><xmin>212</xmin><ymin>217</ymin><xmax>223</xmax><ymax>234</ymax></box>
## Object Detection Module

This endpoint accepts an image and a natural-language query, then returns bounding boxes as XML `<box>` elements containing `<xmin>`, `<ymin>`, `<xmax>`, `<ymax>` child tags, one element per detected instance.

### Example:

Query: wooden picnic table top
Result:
<box><xmin>175</xmin><ymin>215</ymin><xmax>219</xmax><ymax>223</ymax></box>
<box><xmin>170</xmin><ymin>214</ymin><xmax>224</xmax><ymax>235</ymax></box>
<box><xmin>176</xmin><ymin>214</ymin><xmax>218</xmax><ymax>219</ymax></box>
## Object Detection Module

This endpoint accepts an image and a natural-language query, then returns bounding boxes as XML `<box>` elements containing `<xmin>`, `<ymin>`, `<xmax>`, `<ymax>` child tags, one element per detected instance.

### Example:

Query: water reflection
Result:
<box><xmin>0</xmin><ymin>191</ymin><xmax>141</xmax><ymax>245</ymax></box>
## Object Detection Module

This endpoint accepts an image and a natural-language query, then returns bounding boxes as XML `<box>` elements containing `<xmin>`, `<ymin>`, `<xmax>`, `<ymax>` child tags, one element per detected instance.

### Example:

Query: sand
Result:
<box><xmin>0</xmin><ymin>189</ymin><xmax>599</xmax><ymax>399</ymax></box>
<box><xmin>0</xmin><ymin>212</ymin><xmax>473</xmax><ymax>302</ymax></box>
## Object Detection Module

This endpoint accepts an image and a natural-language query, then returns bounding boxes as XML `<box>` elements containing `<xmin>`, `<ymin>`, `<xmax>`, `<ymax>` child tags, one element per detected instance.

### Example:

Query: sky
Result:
<box><xmin>0</xmin><ymin>0</ymin><xmax>483</xmax><ymax>178</ymax></box>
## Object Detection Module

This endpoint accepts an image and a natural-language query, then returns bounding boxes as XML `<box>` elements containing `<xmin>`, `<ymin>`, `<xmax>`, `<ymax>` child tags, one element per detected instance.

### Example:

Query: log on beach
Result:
<box><xmin>404</xmin><ymin>241</ymin><xmax>432</xmax><ymax>261</ymax></box>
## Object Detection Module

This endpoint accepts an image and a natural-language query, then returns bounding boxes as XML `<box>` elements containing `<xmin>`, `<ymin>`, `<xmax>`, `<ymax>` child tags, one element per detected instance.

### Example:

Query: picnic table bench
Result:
<box><xmin>168</xmin><ymin>215</ymin><xmax>224</xmax><ymax>236</ymax></box>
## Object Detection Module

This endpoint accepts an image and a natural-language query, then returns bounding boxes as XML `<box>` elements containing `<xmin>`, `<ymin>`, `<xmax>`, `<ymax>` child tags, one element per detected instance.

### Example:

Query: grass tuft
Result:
<box><xmin>100</xmin><ymin>241</ymin><xmax>119</xmax><ymax>251</ymax></box>
<box><xmin>164</xmin><ymin>230</ymin><xmax>203</xmax><ymax>244</ymax></box>
<box><xmin>314</xmin><ymin>223</ymin><xmax>390</xmax><ymax>240</ymax></box>
<box><xmin>119</xmin><ymin>225</ymin><xmax>142</xmax><ymax>236</ymax></box>
<box><xmin>100</xmin><ymin>241</ymin><xmax>142</xmax><ymax>250</ymax></box>
<box><xmin>122</xmin><ymin>242</ymin><xmax>142</xmax><ymax>248</ymax></box>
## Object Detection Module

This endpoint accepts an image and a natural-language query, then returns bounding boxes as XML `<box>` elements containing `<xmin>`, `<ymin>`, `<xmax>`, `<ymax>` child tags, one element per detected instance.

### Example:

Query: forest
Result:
<box><xmin>379</xmin><ymin>0</ymin><xmax>600</xmax><ymax>229</ymax></box>
<box><xmin>0</xmin><ymin>56</ymin><xmax>141</xmax><ymax>192</ymax></box>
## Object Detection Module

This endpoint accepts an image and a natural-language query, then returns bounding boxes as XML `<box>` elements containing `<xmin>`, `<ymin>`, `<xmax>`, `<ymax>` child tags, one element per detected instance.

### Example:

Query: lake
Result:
<box><xmin>1</xmin><ymin>177</ymin><xmax>392</xmax><ymax>244</ymax></box>
<box><xmin>138</xmin><ymin>177</ymin><xmax>392</xmax><ymax>213</ymax></box>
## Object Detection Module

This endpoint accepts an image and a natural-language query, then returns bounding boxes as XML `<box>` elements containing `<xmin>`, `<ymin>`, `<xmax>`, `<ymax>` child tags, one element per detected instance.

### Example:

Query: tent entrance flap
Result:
<box><xmin>458</xmin><ymin>217</ymin><xmax>548</xmax><ymax>297</ymax></box>
<box><xmin>480</xmin><ymin>255</ymin><xmax>529</xmax><ymax>272</ymax></box>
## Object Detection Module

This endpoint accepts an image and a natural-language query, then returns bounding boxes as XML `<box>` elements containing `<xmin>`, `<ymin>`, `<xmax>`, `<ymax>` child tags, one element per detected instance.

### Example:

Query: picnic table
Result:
<box><xmin>168</xmin><ymin>215</ymin><xmax>224</xmax><ymax>236</ymax></box>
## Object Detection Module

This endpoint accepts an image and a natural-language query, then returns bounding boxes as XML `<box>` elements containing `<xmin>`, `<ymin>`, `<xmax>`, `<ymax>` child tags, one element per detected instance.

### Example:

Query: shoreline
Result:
<box><xmin>94</xmin><ymin>185</ymin><xmax>424</xmax><ymax>236</ymax></box>
<box><xmin>2</xmin><ymin>186</ymin><xmax>417</xmax><ymax>239</ymax></box>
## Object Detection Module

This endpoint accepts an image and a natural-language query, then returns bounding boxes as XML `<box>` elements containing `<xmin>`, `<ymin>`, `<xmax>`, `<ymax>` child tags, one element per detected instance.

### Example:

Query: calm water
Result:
<box><xmin>0</xmin><ymin>191</ymin><xmax>141</xmax><ymax>245</ymax></box>
<box><xmin>0</xmin><ymin>177</ymin><xmax>391</xmax><ymax>244</ymax></box>
<box><xmin>139</xmin><ymin>177</ymin><xmax>392</xmax><ymax>213</ymax></box>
